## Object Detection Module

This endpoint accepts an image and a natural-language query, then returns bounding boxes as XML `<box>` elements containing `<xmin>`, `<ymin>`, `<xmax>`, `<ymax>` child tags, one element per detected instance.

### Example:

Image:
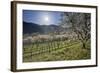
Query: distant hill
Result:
<box><xmin>23</xmin><ymin>21</ymin><xmax>42</xmax><ymax>34</ymax></box>
<box><xmin>23</xmin><ymin>21</ymin><xmax>68</xmax><ymax>34</ymax></box>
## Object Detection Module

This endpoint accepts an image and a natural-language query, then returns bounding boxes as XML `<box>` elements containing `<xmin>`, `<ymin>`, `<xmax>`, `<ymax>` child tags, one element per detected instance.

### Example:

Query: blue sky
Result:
<box><xmin>23</xmin><ymin>10</ymin><xmax>63</xmax><ymax>25</ymax></box>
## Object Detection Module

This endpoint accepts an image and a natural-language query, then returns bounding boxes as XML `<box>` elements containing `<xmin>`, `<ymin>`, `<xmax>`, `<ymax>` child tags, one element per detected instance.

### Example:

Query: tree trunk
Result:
<box><xmin>82</xmin><ymin>42</ymin><xmax>86</xmax><ymax>49</ymax></box>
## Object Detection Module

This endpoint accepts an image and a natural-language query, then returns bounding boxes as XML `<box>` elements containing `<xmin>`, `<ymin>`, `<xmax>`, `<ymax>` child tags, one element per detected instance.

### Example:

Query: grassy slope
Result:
<box><xmin>23</xmin><ymin>40</ymin><xmax>91</xmax><ymax>62</ymax></box>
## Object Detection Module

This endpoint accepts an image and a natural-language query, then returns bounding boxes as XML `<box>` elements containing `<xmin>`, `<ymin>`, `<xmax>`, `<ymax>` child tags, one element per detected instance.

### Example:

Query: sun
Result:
<box><xmin>44</xmin><ymin>16</ymin><xmax>49</xmax><ymax>22</ymax></box>
<box><xmin>43</xmin><ymin>15</ymin><xmax>50</xmax><ymax>25</ymax></box>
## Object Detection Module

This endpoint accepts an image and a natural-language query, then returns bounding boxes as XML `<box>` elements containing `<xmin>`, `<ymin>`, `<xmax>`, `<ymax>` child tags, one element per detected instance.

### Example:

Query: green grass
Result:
<box><xmin>23</xmin><ymin>40</ymin><xmax>91</xmax><ymax>62</ymax></box>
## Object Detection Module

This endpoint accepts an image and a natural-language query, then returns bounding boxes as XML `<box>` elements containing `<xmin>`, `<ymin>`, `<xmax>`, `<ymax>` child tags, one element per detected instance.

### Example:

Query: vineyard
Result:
<box><xmin>23</xmin><ymin>37</ymin><xmax>91</xmax><ymax>62</ymax></box>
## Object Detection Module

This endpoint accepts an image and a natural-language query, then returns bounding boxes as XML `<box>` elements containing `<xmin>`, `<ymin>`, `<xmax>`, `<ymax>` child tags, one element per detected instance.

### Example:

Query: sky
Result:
<box><xmin>23</xmin><ymin>10</ymin><xmax>63</xmax><ymax>25</ymax></box>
